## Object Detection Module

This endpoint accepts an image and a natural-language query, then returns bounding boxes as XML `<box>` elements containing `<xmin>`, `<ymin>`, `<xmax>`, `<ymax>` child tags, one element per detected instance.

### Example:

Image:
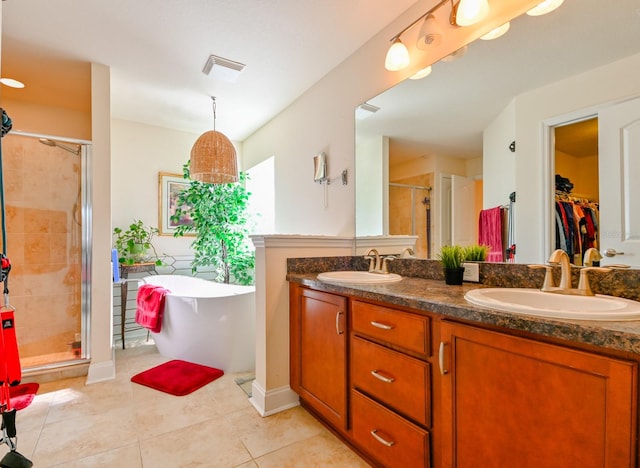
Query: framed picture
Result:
<box><xmin>158</xmin><ymin>172</ymin><xmax>195</xmax><ymax>236</ymax></box>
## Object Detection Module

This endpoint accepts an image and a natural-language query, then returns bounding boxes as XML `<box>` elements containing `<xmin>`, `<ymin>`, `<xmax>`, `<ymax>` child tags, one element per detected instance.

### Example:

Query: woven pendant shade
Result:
<box><xmin>190</xmin><ymin>96</ymin><xmax>238</xmax><ymax>184</ymax></box>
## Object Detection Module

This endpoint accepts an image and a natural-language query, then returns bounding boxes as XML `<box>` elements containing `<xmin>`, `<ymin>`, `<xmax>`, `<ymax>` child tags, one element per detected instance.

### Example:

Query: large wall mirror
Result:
<box><xmin>355</xmin><ymin>0</ymin><xmax>640</xmax><ymax>267</ymax></box>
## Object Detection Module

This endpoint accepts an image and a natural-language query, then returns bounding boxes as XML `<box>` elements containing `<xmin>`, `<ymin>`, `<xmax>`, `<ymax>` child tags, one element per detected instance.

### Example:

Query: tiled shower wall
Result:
<box><xmin>389</xmin><ymin>173</ymin><xmax>434</xmax><ymax>258</ymax></box>
<box><xmin>1</xmin><ymin>134</ymin><xmax>82</xmax><ymax>366</ymax></box>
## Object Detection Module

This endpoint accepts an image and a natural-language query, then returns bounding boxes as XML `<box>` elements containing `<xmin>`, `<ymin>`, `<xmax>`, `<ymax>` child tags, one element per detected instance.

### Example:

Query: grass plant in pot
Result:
<box><xmin>438</xmin><ymin>244</ymin><xmax>466</xmax><ymax>285</ymax></box>
<box><xmin>113</xmin><ymin>219</ymin><xmax>162</xmax><ymax>266</ymax></box>
<box><xmin>171</xmin><ymin>162</ymin><xmax>255</xmax><ymax>285</ymax></box>
<box><xmin>463</xmin><ymin>244</ymin><xmax>489</xmax><ymax>262</ymax></box>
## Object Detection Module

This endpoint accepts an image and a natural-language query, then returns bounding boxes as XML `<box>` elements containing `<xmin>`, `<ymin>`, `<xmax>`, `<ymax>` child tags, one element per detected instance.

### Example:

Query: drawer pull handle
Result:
<box><xmin>370</xmin><ymin>321</ymin><xmax>394</xmax><ymax>330</ymax></box>
<box><xmin>371</xmin><ymin>370</ymin><xmax>395</xmax><ymax>383</ymax></box>
<box><xmin>335</xmin><ymin>311</ymin><xmax>344</xmax><ymax>335</ymax></box>
<box><xmin>439</xmin><ymin>341</ymin><xmax>448</xmax><ymax>375</ymax></box>
<box><xmin>370</xmin><ymin>429</ymin><xmax>395</xmax><ymax>447</ymax></box>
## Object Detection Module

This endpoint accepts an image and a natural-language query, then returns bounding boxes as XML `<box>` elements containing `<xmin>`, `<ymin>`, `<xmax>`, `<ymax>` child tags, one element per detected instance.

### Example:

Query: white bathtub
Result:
<box><xmin>143</xmin><ymin>275</ymin><xmax>256</xmax><ymax>373</ymax></box>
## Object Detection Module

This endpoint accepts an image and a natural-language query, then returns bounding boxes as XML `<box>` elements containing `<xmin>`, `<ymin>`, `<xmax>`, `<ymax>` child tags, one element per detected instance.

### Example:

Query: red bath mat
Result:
<box><xmin>131</xmin><ymin>359</ymin><xmax>223</xmax><ymax>396</ymax></box>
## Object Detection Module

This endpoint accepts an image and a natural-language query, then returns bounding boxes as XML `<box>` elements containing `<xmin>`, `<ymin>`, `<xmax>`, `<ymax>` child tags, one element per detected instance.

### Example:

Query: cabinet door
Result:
<box><xmin>439</xmin><ymin>321</ymin><xmax>637</xmax><ymax>468</ymax></box>
<box><xmin>290</xmin><ymin>285</ymin><xmax>348</xmax><ymax>430</ymax></box>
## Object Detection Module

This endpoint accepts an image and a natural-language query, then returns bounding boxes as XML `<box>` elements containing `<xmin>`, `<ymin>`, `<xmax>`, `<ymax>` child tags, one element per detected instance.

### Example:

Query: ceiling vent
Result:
<box><xmin>202</xmin><ymin>54</ymin><xmax>246</xmax><ymax>83</ymax></box>
<box><xmin>355</xmin><ymin>102</ymin><xmax>381</xmax><ymax>120</ymax></box>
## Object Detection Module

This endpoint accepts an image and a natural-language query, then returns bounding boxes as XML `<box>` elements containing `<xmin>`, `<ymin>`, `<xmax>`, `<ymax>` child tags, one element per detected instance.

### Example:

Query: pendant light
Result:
<box><xmin>190</xmin><ymin>97</ymin><xmax>238</xmax><ymax>184</ymax></box>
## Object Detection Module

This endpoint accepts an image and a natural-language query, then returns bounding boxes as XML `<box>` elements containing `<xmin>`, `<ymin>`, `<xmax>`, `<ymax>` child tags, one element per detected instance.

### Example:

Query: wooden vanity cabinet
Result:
<box><xmin>290</xmin><ymin>282</ymin><xmax>639</xmax><ymax>467</ymax></box>
<box><xmin>289</xmin><ymin>284</ymin><xmax>348</xmax><ymax>431</ymax></box>
<box><xmin>350</xmin><ymin>300</ymin><xmax>432</xmax><ymax>467</ymax></box>
<box><xmin>439</xmin><ymin>320</ymin><xmax>638</xmax><ymax>467</ymax></box>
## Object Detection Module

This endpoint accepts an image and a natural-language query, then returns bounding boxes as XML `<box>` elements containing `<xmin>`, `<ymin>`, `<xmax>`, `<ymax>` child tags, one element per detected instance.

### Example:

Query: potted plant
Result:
<box><xmin>438</xmin><ymin>244</ymin><xmax>466</xmax><ymax>285</ymax></box>
<box><xmin>463</xmin><ymin>244</ymin><xmax>490</xmax><ymax>262</ymax></box>
<box><xmin>171</xmin><ymin>162</ymin><xmax>255</xmax><ymax>285</ymax></box>
<box><xmin>113</xmin><ymin>219</ymin><xmax>162</xmax><ymax>265</ymax></box>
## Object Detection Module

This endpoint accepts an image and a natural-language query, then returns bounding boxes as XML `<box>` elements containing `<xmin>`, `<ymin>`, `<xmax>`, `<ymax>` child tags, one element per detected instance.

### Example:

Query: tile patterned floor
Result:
<box><xmin>1</xmin><ymin>344</ymin><xmax>369</xmax><ymax>467</ymax></box>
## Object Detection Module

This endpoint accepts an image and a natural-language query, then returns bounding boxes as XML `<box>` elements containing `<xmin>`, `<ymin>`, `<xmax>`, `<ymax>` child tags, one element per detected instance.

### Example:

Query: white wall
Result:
<box><xmin>110</xmin><ymin>118</ymin><xmax>224</xmax><ymax>257</ymax></box>
<box><xmin>87</xmin><ymin>63</ymin><xmax>115</xmax><ymax>383</ymax></box>
<box><xmin>483</xmin><ymin>98</ymin><xmax>516</xmax><ymax>209</ymax></box>
<box><xmin>514</xmin><ymin>52</ymin><xmax>640</xmax><ymax>264</ymax></box>
<box><xmin>355</xmin><ymin>135</ymin><xmax>388</xmax><ymax>236</ymax></box>
<box><xmin>241</xmin><ymin>0</ymin><xmax>538</xmax><ymax>238</ymax></box>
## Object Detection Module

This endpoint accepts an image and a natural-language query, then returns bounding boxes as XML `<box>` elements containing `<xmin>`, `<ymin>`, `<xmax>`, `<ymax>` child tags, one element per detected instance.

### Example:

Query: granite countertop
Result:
<box><xmin>287</xmin><ymin>272</ymin><xmax>640</xmax><ymax>358</ymax></box>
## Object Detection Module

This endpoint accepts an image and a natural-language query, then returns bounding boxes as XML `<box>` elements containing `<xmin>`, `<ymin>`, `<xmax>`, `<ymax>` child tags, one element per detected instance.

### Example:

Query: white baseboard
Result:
<box><xmin>249</xmin><ymin>380</ymin><xmax>299</xmax><ymax>416</ymax></box>
<box><xmin>86</xmin><ymin>350</ymin><xmax>116</xmax><ymax>385</ymax></box>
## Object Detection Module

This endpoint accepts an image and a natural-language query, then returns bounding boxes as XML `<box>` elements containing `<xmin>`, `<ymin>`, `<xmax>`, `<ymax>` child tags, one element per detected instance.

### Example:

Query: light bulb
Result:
<box><xmin>385</xmin><ymin>38</ymin><xmax>410</xmax><ymax>71</ymax></box>
<box><xmin>455</xmin><ymin>0</ymin><xmax>490</xmax><ymax>27</ymax></box>
<box><xmin>480</xmin><ymin>22</ymin><xmax>510</xmax><ymax>41</ymax></box>
<box><xmin>410</xmin><ymin>66</ymin><xmax>432</xmax><ymax>80</ymax></box>
<box><xmin>527</xmin><ymin>0</ymin><xmax>564</xmax><ymax>16</ymax></box>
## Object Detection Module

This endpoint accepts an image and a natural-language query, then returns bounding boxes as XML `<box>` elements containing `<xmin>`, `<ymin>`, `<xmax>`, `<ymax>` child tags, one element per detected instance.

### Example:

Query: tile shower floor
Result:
<box><xmin>1</xmin><ymin>343</ymin><xmax>369</xmax><ymax>467</ymax></box>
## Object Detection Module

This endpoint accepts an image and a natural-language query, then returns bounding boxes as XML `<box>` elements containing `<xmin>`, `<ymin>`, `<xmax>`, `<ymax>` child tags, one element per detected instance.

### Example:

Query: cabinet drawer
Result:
<box><xmin>352</xmin><ymin>301</ymin><xmax>430</xmax><ymax>356</ymax></box>
<box><xmin>352</xmin><ymin>336</ymin><xmax>430</xmax><ymax>426</ymax></box>
<box><xmin>351</xmin><ymin>390</ymin><xmax>430</xmax><ymax>468</ymax></box>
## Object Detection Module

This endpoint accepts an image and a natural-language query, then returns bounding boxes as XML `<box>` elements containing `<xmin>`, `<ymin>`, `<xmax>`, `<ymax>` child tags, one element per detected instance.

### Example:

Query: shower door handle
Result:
<box><xmin>335</xmin><ymin>311</ymin><xmax>344</xmax><ymax>335</ymax></box>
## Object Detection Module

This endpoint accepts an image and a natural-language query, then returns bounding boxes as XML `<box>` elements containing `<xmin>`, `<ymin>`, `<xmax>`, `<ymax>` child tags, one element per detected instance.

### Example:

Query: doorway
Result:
<box><xmin>553</xmin><ymin>118</ymin><xmax>599</xmax><ymax>265</ymax></box>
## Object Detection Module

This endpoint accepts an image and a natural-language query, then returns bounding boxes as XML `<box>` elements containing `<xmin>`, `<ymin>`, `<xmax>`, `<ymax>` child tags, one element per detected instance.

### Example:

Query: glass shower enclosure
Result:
<box><xmin>1</xmin><ymin>132</ymin><xmax>91</xmax><ymax>371</ymax></box>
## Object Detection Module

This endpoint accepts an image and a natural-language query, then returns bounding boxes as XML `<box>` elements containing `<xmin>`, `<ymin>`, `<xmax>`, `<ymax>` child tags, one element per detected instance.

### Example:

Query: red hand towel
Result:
<box><xmin>135</xmin><ymin>284</ymin><xmax>170</xmax><ymax>333</ymax></box>
<box><xmin>478</xmin><ymin>206</ymin><xmax>504</xmax><ymax>262</ymax></box>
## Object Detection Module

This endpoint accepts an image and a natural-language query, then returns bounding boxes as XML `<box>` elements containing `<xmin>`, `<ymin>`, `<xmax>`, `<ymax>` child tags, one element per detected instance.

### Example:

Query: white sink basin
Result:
<box><xmin>317</xmin><ymin>271</ymin><xmax>402</xmax><ymax>284</ymax></box>
<box><xmin>465</xmin><ymin>288</ymin><xmax>640</xmax><ymax>320</ymax></box>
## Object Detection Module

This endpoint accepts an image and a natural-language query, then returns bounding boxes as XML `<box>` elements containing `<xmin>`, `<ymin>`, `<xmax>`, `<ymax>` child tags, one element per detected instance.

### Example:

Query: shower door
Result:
<box><xmin>1</xmin><ymin>132</ymin><xmax>90</xmax><ymax>370</ymax></box>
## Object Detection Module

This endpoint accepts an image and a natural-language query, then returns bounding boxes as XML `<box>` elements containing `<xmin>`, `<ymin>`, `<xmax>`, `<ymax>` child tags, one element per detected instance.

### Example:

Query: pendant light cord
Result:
<box><xmin>212</xmin><ymin>96</ymin><xmax>217</xmax><ymax>132</ymax></box>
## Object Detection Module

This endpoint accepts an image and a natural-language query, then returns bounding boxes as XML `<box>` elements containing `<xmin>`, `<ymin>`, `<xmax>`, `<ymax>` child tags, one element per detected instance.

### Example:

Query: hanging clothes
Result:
<box><xmin>554</xmin><ymin>192</ymin><xmax>599</xmax><ymax>263</ymax></box>
<box><xmin>478</xmin><ymin>206</ymin><xmax>505</xmax><ymax>262</ymax></box>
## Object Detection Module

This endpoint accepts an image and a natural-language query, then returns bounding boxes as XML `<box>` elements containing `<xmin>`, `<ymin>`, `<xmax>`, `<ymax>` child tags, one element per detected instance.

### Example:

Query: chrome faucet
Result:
<box><xmin>577</xmin><ymin>266</ymin><xmax>611</xmax><ymax>296</ymax></box>
<box><xmin>541</xmin><ymin>249</ymin><xmax>610</xmax><ymax>296</ymax></box>
<box><xmin>364</xmin><ymin>249</ymin><xmax>381</xmax><ymax>272</ymax></box>
<box><xmin>583</xmin><ymin>248</ymin><xmax>602</xmax><ymax>267</ymax></box>
<box><xmin>547</xmin><ymin>249</ymin><xmax>572</xmax><ymax>290</ymax></box>
<box><xmin>400</xmin><ymin>247</ymin><xmax>415</xmax><ymax>258</ymax></box>
<box><xmin>364</xmin><ymin>249</ymin><xmax>396</xmax><ymax>274</ymax></box>
<box><xmin>381</xmin><ymin>255</ymin><xmax>396</xmax><ymax>273</ymax></box>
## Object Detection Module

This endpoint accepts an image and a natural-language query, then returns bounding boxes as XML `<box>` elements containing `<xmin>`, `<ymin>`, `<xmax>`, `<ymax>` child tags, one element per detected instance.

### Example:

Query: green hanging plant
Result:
<box><xmin>171</xmin><ymin>162</ymin><xmax>255</xmax><ymax>285</ymax></box>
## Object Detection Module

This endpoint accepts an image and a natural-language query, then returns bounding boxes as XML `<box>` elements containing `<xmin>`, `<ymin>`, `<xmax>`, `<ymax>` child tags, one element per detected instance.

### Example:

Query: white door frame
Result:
<box><xmin>541</xmin><ymin>107</ymin><xmax>598</xmax><ymax>261</ymax></box>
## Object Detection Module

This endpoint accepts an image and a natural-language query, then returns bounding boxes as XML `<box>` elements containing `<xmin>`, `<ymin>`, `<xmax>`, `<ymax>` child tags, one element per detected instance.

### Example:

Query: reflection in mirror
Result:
<box><xmin>355</xmin><ymin>0</ymin><xmax>640</xmax><ymax>264</ymax></box>
<box><xmin>553</xmin><ymin>118</ymin><xmax>599</xmax><ymax>266</ymax></box>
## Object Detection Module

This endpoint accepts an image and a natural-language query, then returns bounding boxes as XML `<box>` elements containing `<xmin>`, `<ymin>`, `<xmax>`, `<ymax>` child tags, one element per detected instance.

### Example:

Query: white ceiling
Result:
<box><xmin>1</xmin><ymin>0</ymin><xmax>418</xmax><ymax>140</ymax></box>
<box><xmin>357</xmin><ymin>0</ymin><xmax>640</xmax><ymax>162</ymax></box>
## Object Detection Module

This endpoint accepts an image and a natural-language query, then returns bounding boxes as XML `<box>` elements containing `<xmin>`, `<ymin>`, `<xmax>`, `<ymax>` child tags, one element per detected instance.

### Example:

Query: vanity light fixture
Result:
<box><xmin>410</xmin><ymin>66</ymin><xmax>433</xmax><ymax>80</ymax></box>
<box><xmin>480</xmin><ymin>21</ymin><xmax>510</xmax><ymax>40</ymax></box>
<box><xmin>450</xmin><ymin>0</ymin><xmax>490</xmax><ymax>27</ymax></box>
<box><xmin>416</xmin><ymin>14</ymin><xmax>443</xmax><ymax>49</ymax></box>
<box><xmin>384</xmin><ymin>0</ymin><xmax>489</xmax><ymax>72</ymax></box>
<box><xmin>441</xmin><ymin>45</ymin><xmax>468</xmax><ymax>62</ymax></box>
<box><xmin>526</xmin><ymin>0</ymin><xmax>564</xmax><ymax>16</ymax></box>
<box><xmin>190</xmin><ymin>96</ymin><xmax>238</xmax><ymax>184</ymax></box>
